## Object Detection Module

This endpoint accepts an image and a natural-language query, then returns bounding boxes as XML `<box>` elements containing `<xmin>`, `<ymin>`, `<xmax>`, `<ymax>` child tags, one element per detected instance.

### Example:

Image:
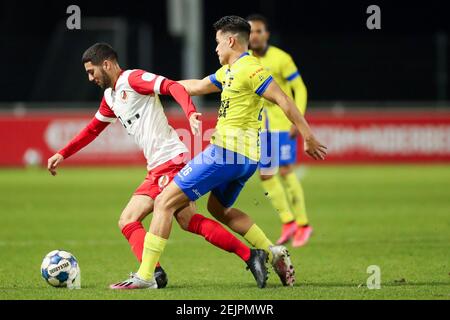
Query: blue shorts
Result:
<box><xmin>174</xmin><ymin>144</ymin><xmax>258</xmax><ymax>208</ymax></box>
<box><xmin>259</xmin><ymin>131</ymin><xmax>297</xmax><ymax>170</ymax></box>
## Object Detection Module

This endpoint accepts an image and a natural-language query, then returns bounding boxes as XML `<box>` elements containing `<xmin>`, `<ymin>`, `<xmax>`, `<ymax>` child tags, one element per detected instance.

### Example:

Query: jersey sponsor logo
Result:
<box><xmin>249</xmin><ymin>67</ymin><xmax>264</xmax><ymax>79</ymax></box>
<box><xmin>120</xmin><ymin>90</ymin><xmax>128</xmax><ymax>102</ymax></box>
<box><xmin>218</xmin><ymin>99</ymin><xmax>230</xmax><ymax>119</ymax></box>
<box><xmin>158</xmin><ymin>175</ymin><xmax>170</xmax><ymax>190</ymax></box>
<box><xmin>117</xmin><ymin>113</ymin><xmax>140</xmax><ymax>129</ymax></box>
<box><xmin>226</xmin><ymin>75</ymin><xmax>234</xmax><ymax>88</ymax></box>
<box><xmin>223</xmin><ymin>75</ymin><xmax>239</xmax><ymax>93</ymax></box>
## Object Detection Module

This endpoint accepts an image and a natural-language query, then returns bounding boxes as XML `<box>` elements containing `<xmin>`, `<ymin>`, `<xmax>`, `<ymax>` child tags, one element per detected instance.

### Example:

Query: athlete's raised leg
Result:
<box><xmin>207</xmin><ymin>193</ymin><xmax>295</xmax><ymax>286</ymax></box>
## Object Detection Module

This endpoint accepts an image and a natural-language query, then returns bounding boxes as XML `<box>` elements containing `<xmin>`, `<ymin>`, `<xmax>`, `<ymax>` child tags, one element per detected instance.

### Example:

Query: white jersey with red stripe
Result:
<box><xmin>96</xmin><ymin>69</ymin><xmax>188</xmax><ymax>171</ymax></box>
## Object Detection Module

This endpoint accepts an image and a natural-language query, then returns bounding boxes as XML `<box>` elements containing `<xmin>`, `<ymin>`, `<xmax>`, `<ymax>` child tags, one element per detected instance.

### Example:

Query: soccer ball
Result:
<box><xmin>41</xmin><ymin>250</ymin><xmax>80</xmax><ymax>288</ymax></box>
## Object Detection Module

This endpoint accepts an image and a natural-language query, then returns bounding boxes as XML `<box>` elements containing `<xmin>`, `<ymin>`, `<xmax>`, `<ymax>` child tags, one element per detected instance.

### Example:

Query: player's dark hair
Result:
<box><xmin>82</xmin><ymin>43</ymin><xmax>118</xmax><ymax>65</ymax></box>
<box><xmin>246</xmin><ymin>14</ymin><xmax>269</xmax><ymax>31</ymax></box>
<box><xmin>213</xmin><ymin>16</ymin><xmax>251</xmax><ymax>42</ymax></box>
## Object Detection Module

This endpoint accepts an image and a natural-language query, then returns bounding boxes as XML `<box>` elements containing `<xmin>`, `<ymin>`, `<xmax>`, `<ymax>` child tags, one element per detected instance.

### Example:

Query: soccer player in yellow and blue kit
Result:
<box><xmin>248</xmin><ymin>14</ymin><xmax>312</xmax><ymax>247</ymax></box>
<box><xmin>112</xmin><ymin>16</ymin><xmax>327</xmax><ymax>290</ymax></box>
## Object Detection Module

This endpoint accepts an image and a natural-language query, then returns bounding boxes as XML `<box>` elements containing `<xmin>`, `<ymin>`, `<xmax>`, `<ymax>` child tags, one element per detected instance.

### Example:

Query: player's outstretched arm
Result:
<box><xmin>262</xmin><ymin>81</ymin><xmax>327</xmax><ymax>160</ymax></box>
<box><xmin>287</xmin><ymin>77</ymin><xmax>308</xmax><ymax>138</ymax></box>
<box><xmin>47</xmin><ymin>117</ymin><xmax>110</xmax><ymax>176</ymax></box>
<box><xmin>127</xmin><ymin>71</ymin><xmax>203</xmax><ymax>136</ymax></box>
<box><xmin>178</xmin><ymin>76</ymin><xmax>221</xmax><ymax>96</ymax></box>
<box><xmin>289</xmin><ymin>76</ymin><xmax>308</xmax><ymax>116</ymax></box>
<box><xmin>159</xmin><ymin>79</ymin><xmax>202</xmax><ymax>136</ymax></box>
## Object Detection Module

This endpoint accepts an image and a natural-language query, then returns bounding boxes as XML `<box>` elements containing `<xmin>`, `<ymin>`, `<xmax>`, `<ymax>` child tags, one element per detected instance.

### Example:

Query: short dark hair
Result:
<box><xmin>213</xmin><ymin>16</ymin><xmax>251</xmax><ymax>42</ymax></box>
<box><xmin>246</xmin><ymin>14</ymin><xmax>269</xmax><ymax>31</ymax></box>
<box><xmin>82</xmin><ymin>43</ymin><xmax>118</xmax><ymax>65</ymax></box>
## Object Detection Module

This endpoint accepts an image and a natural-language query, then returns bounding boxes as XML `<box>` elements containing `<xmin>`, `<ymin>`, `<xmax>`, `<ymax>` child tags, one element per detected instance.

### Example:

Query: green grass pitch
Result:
<box><xmin>0</xmin><ymin>165</ymin><xmax>449</xmax><ymax>300</ymax></box>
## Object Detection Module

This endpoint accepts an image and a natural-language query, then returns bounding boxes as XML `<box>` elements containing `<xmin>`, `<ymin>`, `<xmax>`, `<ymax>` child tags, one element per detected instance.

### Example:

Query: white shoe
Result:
<box><xmin>109</xmin><ymin>272</ymin><xmax>158</xmax><ymax>290</ymax></box>
<box><xmin>269</xmin><ymin>245</ymin><xmax>295</xmax><ymax>286</ymax></box>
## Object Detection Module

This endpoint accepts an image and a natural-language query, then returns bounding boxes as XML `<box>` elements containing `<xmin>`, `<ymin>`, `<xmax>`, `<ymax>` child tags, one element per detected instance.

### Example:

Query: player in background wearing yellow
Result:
<box><xmin>247</xmin><ymin>14</ymin><xmax>312</xmax><ymax>247</ymax></box>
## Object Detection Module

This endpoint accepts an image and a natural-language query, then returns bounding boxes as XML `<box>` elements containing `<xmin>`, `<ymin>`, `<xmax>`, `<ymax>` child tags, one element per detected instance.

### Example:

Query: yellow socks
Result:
<box><xmin>261</xmin><ymin>175</ymin><xmax>295</xmax><ymax>223</ymax></box>
<box><xmin>137</xmin><ymin>232</ymin><xmax>167</xmax><ymax>281</ymax></box>
<box><xmin>244</xmin><ymin>224</ymin><xmax>274</xmax><ymax>262</ymax></box>
<box><xmin>283</xmin><ymin>171</ymin><xmax>309</xmax><ymax>226</ymax></box>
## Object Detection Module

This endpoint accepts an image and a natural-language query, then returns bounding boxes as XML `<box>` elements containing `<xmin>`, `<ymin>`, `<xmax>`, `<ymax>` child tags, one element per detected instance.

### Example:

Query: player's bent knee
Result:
<box><xmin>118</xmin><ymin>217</ymin><xmax>132</xmax><ymax>230</ymax></box>
<box><xmin>118</xmin><ymin>206</ymin><xmax>152</xmax><ymax>230</ymax></box>
<box><xmin>118</xmin><ymin>219</ymin><xmax>127</xmax><ymax>230</ymax></box>
<box><xmin>117</xmin><ymin>195</ymin><xmax>154</xmax><ymax>229</ymax></box>
<box><xmin>207</xmin><ymin>199</ymin><xmax>230</xmax><ymax>224</ymax></box>
<box><xmin>207</xmin><ymin>198</ymin><xmax>224</xmax><ymax>216</ymax></box>
<box><xmin>154</xmin><ymin>193</ymin><xmax>178</xmax><ymax>216</ymax></box>
<box><xmin>155</xmin><ymin>185</ymin><xmax>189</xmax><ymax>215</ymax></box>
<box><xmin>118</xmin><ymin>213</ymin><xmax>141</xmax><ymax>230</ymax></box>
<box><xmin>174</xmin><ymin>213</ymin><xmax>190</xmax><ymax>231</ymax></box>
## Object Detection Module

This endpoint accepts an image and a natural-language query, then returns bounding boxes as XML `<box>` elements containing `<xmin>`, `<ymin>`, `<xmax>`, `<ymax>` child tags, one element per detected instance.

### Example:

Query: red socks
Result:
<box><xmin>188</xmin><ymin>214</ymin><xmax>251</xmax><ymax>262</ymax></box>
<box><xmin>121</xmin><ymin>221</ymin><xmax>160</xmax><ymax>267</ymax></box>
<box><xmin>121</xmin><ymin>215</ymin><xmax>251</xmax><ymax>264</ymax></box>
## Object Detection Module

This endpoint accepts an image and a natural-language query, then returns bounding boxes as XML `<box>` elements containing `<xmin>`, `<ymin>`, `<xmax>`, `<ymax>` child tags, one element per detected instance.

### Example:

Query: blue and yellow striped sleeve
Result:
<box><xmin>255</xmin><ymin>76</ymin><xmax>273</xmax><ymax>96</ymax></box>
<box><xmin>281</xmin><ymin>54</ymin><xmax>301</xmax><ymax>82</ymax></box>
<box><xmin>209</xmin><ymin>65</ymin><xmax>227</xmax><ymax>91</ymax></box>
<box><xmin>248</xmin><ymin>65</ymin><xmax>273</xmax><ymax>96</ymax></box>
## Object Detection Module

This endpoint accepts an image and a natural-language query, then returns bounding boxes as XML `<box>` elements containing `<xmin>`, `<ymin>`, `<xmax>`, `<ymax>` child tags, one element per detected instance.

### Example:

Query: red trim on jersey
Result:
<box><xmin>160</xmin><ymin>79</ymin><xmax>197</xmax><ymax>119</ymax></box>
<box><xmin>98</xmin><ymin>96</ymin><xmax>116</xmax><ymax>118</ymax></box>
<box><xmin>128</xmin><ymin>69</ymin><xmax>197</xmax><ymax>119</ymax></box>
<box><xmin>128</xmin><ymin>69</ymin><xmax>159</xmax><ymax>95</ymax></box>
<box><xmin>58</xmin><ymin>117</ymin><xmax>109</xmax><ymax>159</ymax></box>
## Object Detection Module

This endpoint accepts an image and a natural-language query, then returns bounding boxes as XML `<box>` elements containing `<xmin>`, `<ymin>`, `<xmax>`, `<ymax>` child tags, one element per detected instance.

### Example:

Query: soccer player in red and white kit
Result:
<box><xmin>47</xmin><ymin>43</ymin><xmax>269</xmax><ymax>289</ymax></box>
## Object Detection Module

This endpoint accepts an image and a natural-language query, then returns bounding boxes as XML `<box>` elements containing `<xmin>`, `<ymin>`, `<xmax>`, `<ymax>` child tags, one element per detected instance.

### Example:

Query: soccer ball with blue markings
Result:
<box><xmin>41</xmin><ymin>250</ymin><xmax>79</xmax><ymax>288</ymax></box>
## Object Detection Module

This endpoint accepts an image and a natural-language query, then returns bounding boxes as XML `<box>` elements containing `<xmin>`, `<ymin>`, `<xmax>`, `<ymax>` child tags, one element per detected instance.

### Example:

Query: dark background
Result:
<box><xmin>1</xmin><ymin>0</ymin><xmax>449</xmax><ymax>104</ymax></box>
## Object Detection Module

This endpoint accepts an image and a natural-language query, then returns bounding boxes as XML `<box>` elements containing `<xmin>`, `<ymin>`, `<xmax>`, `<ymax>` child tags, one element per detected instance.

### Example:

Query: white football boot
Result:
<box><xmin>109</xmin><ymin>272</ymin><xmax>158</xmax><ymax>290</ymax></box>
<box><xmin>269</xmin><ymin>245</ymin><xmax>296</xmax><ymax>286</ymax></box>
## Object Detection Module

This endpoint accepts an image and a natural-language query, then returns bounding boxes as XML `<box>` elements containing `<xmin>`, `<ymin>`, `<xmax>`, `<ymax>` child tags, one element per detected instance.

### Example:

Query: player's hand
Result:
<box><xmin>289</xmin><ymin>124</ymin><xmax>299</xmax><ymax>138</ymax></box>
<box><xmin>304</xmin><ymin>135</ymin><xmax>327</xmax><ymax>160</ymax></box>
<box><xmin>47</xmin><ymin>153</ymin><xmax>64</xmax><ymax>176</ymax></box>
<box><xmin>189</xmin><ymin>112</ymin><xmax>202</xmax><ymax>136</ymax></box>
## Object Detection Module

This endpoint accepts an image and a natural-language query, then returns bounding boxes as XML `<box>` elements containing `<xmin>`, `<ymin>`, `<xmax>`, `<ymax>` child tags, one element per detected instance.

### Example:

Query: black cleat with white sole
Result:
<box><xmin>246</xmin><ymin>249</ymin><xmax>269</xmax><ymax>288</ymax></box>
<box><xmin>154</xmin><ymin>266</ymin><xmax>168</xmax><ymax>289</ymax></box>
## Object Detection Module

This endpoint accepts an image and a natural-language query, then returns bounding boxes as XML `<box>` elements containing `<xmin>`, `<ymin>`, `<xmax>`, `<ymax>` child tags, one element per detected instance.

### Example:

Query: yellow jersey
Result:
<box><xmin>250</xmin><ymin>46</ymin><xmax>307</xmax><ymax>131</ymax></box>
<box><xmin>209</xmin><ymin>52</ymin><xmax>273</xmax><ymax>161</ymax></box>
